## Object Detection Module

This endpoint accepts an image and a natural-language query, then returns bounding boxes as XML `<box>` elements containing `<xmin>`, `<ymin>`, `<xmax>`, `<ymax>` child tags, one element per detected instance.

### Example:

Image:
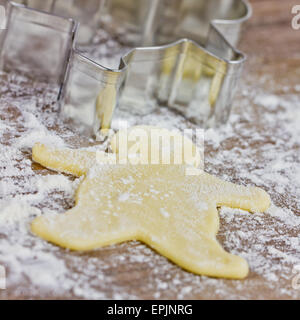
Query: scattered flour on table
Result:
<box><xmin>0</xmin><ymin>53</ymin><xmax>299</xmax><ymax>298</ymax></box>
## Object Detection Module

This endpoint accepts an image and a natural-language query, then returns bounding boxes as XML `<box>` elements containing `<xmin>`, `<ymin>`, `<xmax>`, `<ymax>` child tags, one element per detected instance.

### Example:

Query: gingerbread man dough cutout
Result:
<box><xmin>31</xmin><ymin>127</ymin><xmax>270</xmax><ymax>279</ymax></box>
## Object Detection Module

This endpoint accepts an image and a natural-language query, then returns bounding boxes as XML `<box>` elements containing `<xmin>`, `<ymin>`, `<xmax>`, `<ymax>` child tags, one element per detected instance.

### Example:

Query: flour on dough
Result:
<box><xmin>31</xmin><ymin>127</ymin><xmax>271</xmax><ymax>279</ymax></box>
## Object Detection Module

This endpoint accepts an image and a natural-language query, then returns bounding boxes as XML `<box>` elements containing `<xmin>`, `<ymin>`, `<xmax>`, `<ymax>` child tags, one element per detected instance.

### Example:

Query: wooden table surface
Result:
<box><xmin>0</xmin><ymin>0</ymin><xmax>300</xmax><ymax>300</ymax></box>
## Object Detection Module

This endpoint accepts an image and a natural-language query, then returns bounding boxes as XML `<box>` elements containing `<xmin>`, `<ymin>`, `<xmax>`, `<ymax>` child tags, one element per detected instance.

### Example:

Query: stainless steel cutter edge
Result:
<box><xmin>0</xmin><ymin>0</ymin><xmax>252</xmax><ymax>136</ymax></box>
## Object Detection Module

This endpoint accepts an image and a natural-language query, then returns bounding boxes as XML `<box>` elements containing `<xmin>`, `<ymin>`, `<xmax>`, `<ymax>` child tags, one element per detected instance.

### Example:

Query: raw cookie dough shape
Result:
<box><xmin>31</xmin><ymin>140</ymin><xmax>270</xmax><ymax>279</ymax></box>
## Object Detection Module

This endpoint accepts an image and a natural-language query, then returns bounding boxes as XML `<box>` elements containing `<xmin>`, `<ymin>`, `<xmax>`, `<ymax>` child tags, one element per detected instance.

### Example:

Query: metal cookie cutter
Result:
<box><xmin>0</xmin><ymin>0</ymin><xmax>251</xmax><ymax>136</ymax></box>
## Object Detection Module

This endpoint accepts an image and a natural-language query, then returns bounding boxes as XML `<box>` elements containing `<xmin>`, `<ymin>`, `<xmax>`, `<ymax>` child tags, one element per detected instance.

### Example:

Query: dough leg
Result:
<box><xmin>140</xmin><ymin>229</ymin><xmax>249</xmax><ymax>279</ymax></box>
<box><xmin>31</xmin><ymin>206</ymin><xmax>139</xmax><ymax>251</ymax></box>
<box><xmin>31</xmin><ymin>205</ymin><xmax>249</xmax><ymax>278</ymax></box>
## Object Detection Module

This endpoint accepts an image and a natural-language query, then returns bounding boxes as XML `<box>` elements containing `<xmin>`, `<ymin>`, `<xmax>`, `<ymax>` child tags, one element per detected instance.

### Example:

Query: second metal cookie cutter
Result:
<box><xmin>0</xmin><ymin>0</ymin><xmax>251</xmax><ymax>136</ymax></box>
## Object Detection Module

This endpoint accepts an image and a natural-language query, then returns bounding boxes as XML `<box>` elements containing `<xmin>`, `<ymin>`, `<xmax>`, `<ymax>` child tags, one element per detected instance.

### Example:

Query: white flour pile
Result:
<box><xmin>0</xmin><ymin>42</ymin><xmax>299</xmax><ymax>299</ymax></box>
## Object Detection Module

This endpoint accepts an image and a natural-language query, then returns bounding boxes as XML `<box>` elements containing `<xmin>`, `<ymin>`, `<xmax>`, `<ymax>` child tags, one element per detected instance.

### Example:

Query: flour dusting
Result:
<box><xmin>0</xmin><ymin>33</ymin><xmax>299</xmax><ymax>299</ymax></box>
